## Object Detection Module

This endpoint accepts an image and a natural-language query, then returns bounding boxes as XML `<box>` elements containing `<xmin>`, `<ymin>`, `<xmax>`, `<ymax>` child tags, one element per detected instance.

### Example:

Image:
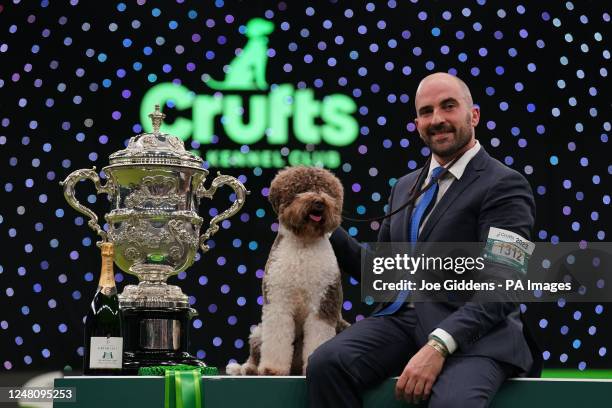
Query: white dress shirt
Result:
<box><xmin>413</xmin><ymin>140</ymin><xmax>481</xmax><ymax>354</ymax></box>
<box><xmin>418</xmin><ymin>140</ymin><xmax>481</xmax><ymax>234</ymax></box>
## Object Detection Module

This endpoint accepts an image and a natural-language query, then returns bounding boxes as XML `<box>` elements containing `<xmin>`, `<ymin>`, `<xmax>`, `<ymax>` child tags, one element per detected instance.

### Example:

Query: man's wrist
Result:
<box><xmin>426</xmin><ymin>338</ymin><xmax>449</xmax><ymax>358</ymax></box>
<box><xmin>429</xmin><ymin>328</ymin><xmax>458</xmax><ymax>354</ymax></box>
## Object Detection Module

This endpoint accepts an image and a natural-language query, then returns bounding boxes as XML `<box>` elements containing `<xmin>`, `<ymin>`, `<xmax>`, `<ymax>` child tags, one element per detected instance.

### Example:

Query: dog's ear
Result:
<box><xmin>269</xmin><ymin>192</ymin><xmax>280</xmax><ymax>215</ymax></box>
<box><xmin>268</xmin><ymin>169</ymin><xmax>287</xmax><ymax>214</ymax></box>
<box><xmin>327</xmin><ymin>171</ymin><xmax>344</xmax><ymax>205</ymax></box>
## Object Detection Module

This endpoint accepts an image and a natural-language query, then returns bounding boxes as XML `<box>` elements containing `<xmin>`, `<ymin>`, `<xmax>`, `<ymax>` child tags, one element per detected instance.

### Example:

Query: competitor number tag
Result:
<box><xmin>483</xmin><ymin>227</ymin><xmax>535</xmax><ymax>275</ymax></box>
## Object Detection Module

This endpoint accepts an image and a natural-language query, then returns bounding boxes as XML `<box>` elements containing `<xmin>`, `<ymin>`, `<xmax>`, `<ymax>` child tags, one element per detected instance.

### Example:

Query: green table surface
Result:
<box><xmin>53</xmin><ymin>375</ymin><xmax>612</xmax><ymax>408</ymax></box>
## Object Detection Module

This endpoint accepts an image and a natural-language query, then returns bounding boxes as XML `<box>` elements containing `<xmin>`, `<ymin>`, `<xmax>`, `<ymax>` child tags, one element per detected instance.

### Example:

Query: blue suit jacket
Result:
<box><xmin>331</xmin><ymin>147</ymin><xmax>541</xmax><ymax>376</ymax></box>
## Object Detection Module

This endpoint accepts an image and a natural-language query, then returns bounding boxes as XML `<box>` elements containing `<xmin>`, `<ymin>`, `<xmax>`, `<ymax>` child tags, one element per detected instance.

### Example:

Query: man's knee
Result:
<box><xmin>306</xmin><ymin>342</ymin><xmax>343</xmax><ymax>379</ymax></box>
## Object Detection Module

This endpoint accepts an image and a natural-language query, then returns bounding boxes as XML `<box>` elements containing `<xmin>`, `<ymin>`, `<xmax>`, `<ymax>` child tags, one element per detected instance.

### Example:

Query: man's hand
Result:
<box><xmin>395</xmin><ymin>344</ymin><xmax>445</xmax><ymax>405</ymax></box>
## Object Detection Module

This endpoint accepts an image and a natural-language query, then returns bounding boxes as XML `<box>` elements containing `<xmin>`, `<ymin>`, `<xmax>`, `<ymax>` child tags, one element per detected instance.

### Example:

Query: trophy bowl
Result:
<box><xmin>61</xmin><ymin>106</ymin><xmax>248</xmax><ymax>370</ymax></box>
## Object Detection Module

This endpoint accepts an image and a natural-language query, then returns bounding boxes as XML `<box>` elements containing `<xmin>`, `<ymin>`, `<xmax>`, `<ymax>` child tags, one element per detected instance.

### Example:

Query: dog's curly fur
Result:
<box><xmin>226</xmin><ymin>166</ymin><xmax>349</xmax><ymax>376</ymax></box>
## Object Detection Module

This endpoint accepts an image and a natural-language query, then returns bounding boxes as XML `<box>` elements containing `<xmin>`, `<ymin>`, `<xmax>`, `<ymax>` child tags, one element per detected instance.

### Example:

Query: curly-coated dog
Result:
<box><xmin>226</xmin><ymin>166</ymin><xmax>349</xmax><ymax>376</ymax></box>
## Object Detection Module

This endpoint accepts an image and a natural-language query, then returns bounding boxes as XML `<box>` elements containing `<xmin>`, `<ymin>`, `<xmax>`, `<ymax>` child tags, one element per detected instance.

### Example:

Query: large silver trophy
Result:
<box><xmin>61</xmin><ymin>106</ymin><xmax>247</xmax><ymax>371</ymax></box>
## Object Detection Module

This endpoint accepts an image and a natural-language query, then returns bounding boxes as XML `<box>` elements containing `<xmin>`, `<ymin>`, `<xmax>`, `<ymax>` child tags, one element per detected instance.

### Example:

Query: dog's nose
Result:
<box><xmin>312</xmin><ymin>200</ymin><xmax>324</xmax><ymax>211</ymax></box>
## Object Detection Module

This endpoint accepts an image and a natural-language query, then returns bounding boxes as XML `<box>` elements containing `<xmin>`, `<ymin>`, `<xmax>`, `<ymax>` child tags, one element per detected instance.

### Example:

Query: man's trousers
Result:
<box><xmin>306</xmin><ymin>307</ymin><xmax>515</xmax><ymax>407</ymax></box>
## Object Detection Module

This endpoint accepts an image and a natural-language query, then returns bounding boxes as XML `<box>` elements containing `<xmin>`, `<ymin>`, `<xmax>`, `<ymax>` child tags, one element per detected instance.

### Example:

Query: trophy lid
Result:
<box><xmin>107</xmin><ymin>105</ymin><xmax>205</xmax><ymax>170</ymax></box>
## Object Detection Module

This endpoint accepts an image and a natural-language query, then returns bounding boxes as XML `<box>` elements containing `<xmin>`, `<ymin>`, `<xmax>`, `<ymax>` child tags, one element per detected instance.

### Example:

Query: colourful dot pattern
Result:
<box><xmin>0</xmin><ymin>1</ymin><xmax>609</xmax><ymax>372</ymax></box>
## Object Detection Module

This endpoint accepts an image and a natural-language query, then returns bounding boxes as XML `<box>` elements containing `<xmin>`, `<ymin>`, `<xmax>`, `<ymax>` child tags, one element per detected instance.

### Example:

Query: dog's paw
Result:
<box><xmin>225</xmin><ymin>363</ymin><xmax>242</xmax><ymax>376</ymax></box>
<box><xmin>241</xmin><ymin>363</ymin><xmax>258</xmax><ymax>375</ymax></box>
<box><xmin>258</xmin><ymin>364</ymin><xmax>289</xmax><ymax>376</ymax></box>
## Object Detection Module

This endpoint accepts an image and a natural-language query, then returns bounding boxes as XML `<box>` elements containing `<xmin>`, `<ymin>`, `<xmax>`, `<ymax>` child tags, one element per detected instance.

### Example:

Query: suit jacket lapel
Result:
<box><xmin>418</xmin><ymin>148</ymin><xmax>489</xmax><ymax>242</ymax></box>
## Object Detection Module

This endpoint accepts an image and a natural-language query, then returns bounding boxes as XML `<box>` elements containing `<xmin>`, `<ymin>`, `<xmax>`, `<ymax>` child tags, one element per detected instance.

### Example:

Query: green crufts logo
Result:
<box><xmin>140</xmin><ymin>18</ymin><xmax>359</xmax><ymax>168</ymax></box>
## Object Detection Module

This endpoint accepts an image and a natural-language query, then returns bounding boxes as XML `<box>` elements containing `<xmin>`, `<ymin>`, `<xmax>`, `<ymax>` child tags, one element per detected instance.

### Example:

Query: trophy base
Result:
<box><xmin>121</xmin><ymin>306</ymin><xmax>203</xmax><ymax>374</ymax></box>
<box><xmin>122</xmin><ymin>351</ymin><xmax>206</xmax><ymax>375</ymax></box>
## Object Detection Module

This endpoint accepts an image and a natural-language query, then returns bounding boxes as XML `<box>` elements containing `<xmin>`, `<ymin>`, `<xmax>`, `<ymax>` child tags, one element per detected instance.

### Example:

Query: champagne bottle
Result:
<box><xmin>83</xmin><ymin>242</ymin><xmax>123</xmax><ymax>375</ymax></box>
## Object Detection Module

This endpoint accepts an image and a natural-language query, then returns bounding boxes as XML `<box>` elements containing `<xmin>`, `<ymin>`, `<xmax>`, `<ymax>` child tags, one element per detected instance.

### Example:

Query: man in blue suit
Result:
<box><xmin>306</xmin><ymin>72</ymin><xmax>540</xmax><ymax>407</ymax></box>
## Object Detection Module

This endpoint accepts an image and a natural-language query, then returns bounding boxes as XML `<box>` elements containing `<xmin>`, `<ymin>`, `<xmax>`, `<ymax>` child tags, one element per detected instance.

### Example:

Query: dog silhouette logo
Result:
<box><xmin>140</xmin><ymin>15</ymin><xmax>359</xmax><ymax>155</ymax></box>
<box><xmin>205</xmin><ymin>18</ymin><xmax>275</xmax><ymax>91</ymax></box>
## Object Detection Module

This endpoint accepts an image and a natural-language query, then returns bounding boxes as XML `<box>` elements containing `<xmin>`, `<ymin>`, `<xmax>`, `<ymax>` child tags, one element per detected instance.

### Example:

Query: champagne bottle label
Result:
<box><xmin>89</xmin><ymin>336</ymin><xmax>123</xmax><ymax>369</ymax></box>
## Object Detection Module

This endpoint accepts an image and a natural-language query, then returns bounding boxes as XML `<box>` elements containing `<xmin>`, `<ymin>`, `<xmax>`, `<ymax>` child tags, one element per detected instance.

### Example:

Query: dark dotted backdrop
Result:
<box><xmin>0</xmin><ymin>0</ymin><xmax>609</xmax><ymax>373</ymax></box>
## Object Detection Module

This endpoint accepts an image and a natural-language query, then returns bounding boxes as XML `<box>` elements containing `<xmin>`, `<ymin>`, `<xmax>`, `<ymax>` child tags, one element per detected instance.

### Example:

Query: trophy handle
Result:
<box><xmin>197</xmin><ymin>172</ymin><xmax>248</xmax><ymax>253</ymax></box>
<box><xmin>60</xmin><ymin>167</ymin><xmax>114</xmax><ymax>243</ymax></box>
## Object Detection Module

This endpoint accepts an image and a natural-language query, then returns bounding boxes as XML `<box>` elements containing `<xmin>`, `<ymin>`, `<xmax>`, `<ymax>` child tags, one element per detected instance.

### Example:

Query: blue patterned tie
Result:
<box><xmin>374</xmin><ymin>166</ymin><xmax>444</xmax><ymax>316</ymax></box>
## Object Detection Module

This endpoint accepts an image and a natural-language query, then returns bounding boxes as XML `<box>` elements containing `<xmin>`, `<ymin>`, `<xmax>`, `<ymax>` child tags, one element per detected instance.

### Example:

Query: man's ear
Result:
<box><xmin>414</xmin><ymin>117</ymin><xmax>421</xmax><ymax>136</ymax></box>
<box><xmin>471</xmin><ymin>106</ymin><xmax>480</xmax><ymax>127</ymax></box>
<box><xmin>414</xmin><ymin>118</ymin><xmax>427</xmax><ymax>143</ymax></box>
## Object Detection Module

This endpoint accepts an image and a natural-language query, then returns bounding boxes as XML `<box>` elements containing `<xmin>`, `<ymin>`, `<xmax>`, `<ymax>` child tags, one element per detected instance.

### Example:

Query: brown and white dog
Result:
<box><xmin>226</xmin><ymin>166</ymin><xmax>349</xmax><ymax>376</ymax></box>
